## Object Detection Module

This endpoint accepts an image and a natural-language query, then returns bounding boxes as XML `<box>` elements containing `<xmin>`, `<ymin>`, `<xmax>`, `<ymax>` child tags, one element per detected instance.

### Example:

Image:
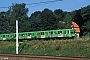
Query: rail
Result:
<box><xmin>0</xmin><ymin>54</ymin><xmax>90</xmax><ymax>60</ymax></box>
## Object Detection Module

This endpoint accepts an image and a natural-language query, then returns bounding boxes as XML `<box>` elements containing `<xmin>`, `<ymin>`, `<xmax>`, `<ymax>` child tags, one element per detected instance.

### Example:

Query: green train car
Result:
<box><xmin>0</xmin><ymin>29</ymin><xmax>76</xmax><ymax>41</ymax></box>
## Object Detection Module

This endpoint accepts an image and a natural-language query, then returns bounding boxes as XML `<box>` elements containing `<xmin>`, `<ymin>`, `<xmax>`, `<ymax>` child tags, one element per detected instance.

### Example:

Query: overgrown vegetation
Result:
<box><xmin>0</xmin><ymin>39</ymin><xmax>90</xmax><ymax>57</ymax></box>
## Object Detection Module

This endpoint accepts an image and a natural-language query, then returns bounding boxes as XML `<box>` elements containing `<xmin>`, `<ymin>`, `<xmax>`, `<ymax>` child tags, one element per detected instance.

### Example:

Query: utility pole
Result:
<box><xmin>16</xmin><ymin>20</ymin><xmax>18</xmax><ymax>54</ymax></box>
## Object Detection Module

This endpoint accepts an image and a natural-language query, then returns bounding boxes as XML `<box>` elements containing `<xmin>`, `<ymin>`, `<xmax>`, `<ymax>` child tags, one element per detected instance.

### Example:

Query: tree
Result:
<box><xmin>29</xmin><ymin>8</ymin><xmax>59</xmax><ymax>31</ymax></box>
<box><xmin>63</xmin><ymin>13</ymin><xmax>72</xmax><ymax>28</ymax></box>
<box><xmin>54</xmin><ymin>9</ymin><xmax>64</xmax><ymax>21</ymax></box>
<box><xmin>82</xmin><ymin>21</ymin><xmax>90</xmax><ymax>36</ymax></box>
<box><xmin>73</xmin><ymin>9</ymin><xmax>83</xmax><ymax>27</ymax></box>
<box><xmin>29</xmin><ymin>11</ymin><xmax>42</xmax><ymax>31</ymax></box>
<box><xmin>6</xmin><ymin>3</ymin><xmax>29</xmax><ymax>33</ymax></box>
<box><xmin>81</xmin><ymin>5</ymin><xmax>90</xmax><ymax>22</ymax></box>
<box><xmin>81</xmin><ymin>5</ymin><xmax>90</xmax><ymax>36</ymax></box>
<box><xmin>41</xmin><ymin>8</ymin><xmax>58</xmax><ymax>30</ymax></box>
<box><xmin>0</xmin><ymin>12</ymin><xmax>6</xmax><ymax>33</ymax></box>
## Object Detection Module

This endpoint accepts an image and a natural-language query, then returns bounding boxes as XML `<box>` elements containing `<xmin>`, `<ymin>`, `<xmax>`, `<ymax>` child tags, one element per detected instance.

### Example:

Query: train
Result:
<box><xmin>0</xmin><ymin>29</ymin><xmax>76</xmax><ymax>41</ymax></box>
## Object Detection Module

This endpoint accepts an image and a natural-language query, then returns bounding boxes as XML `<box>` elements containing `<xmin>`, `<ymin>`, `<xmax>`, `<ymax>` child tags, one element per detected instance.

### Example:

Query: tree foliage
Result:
<box><xmin>0</xmin><ymin>3</ymin><xmax>29</xmax><ymax>33</ymax></box>
<box><xmin>80</xmin><ymin>5</ymin><xmax>90</xmax><ymax>36</ymax></box>
<box><xmin>0</xmin><ymin>3</ymin><xmax>90</xmax><ymax>36</ymax></box>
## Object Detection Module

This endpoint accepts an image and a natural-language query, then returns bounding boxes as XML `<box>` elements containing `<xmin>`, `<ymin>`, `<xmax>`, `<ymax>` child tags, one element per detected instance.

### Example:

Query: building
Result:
<box><xmin>71</xmin><ymin>22</ymin><xmax>80</xmax><ymax>37</ymax></box>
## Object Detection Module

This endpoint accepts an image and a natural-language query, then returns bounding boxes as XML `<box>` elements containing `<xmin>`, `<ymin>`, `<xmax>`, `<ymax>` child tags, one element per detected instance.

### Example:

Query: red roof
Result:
<box><xmin>72</xmin><ymin>22</ymin><xmax>79</xmax><ymax>28</ymax></box>
<box><xmin>72</xmin><ymin>22</ymin><xmax>80</xmax><ymax>33</ymax></box>
<box><xmin>73</xmin><ymin>28</ymin><xmax>80</xmax><ymax>33</ymax></box>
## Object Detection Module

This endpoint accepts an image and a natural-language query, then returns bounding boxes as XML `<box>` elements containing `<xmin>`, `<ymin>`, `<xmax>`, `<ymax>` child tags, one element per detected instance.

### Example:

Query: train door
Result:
<box><xmin>70</xmin><ymin>30</ymin><xmax>76</xmax><ymax>37</ymax></box>
<box><xmin>47</xmin><ymin>32</ymin><xmax>51</xmax><ymax>38</ymax></box>
<box><xmin>47</xmin><ymin>31</ymin><xmax>53</xmax><ymax>38</ymax></box>
<box><xmin>63</xmin><ymin>30</ymin><xmax>67</xmax><ymax>37</ymax></box>
<box><xmin>58</xmin><ymin>31</ymin><xmax>63</xmax><ymax>37</ymax></box>
<box><xmin>3</xmin><ymin>35</ymin><xmax>6</xmax><ymax>40</ymax></box>
<box><xmin>64</xmin><ymin>30</ymin><xmax>71</xmax><ymax>37</ymax></box>
<box><xmin>28</xmin><ymin>33</ymin><xmax>32</xmax><ymax>39</ymax></box>
<box><xmin>66</xmin><ymin>30</ymin><xmax>70</xmax><ymax>37</ymax></box>
<box><xmin>31</xmin><ymin>33</ymin><xmax>34</xmax><ymax>38</ymax></box>
<box><xmin>41</xmin><ymin>32</ymin><xmax>45</xmax><ymax>38</ymax></box>
<box><xmin>53</xmin><ymin>31</ymin><xmax>56</xmax><ymax>38</ymax></box>
<box><xmin>49</xmin><ymin>31</ymin><xmax>53</xmax><ymax>38</ymax></box>
<box><xmin>36</xmin><ymin>32</ymin><xmax>40</xmax><ymax>38</ymax></box>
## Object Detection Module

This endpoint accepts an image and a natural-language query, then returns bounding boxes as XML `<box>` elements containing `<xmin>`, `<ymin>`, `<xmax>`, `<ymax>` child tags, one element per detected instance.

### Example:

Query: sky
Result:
<box><xmin>0</xmin><ymin>0</ymin><xmax>90</xmax><ymax>16</ymax></box>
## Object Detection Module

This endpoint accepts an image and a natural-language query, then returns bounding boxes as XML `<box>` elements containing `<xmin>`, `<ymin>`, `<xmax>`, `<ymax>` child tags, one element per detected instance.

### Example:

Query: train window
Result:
<box><xmin>28</xmin><ymin>33</ymin><xmax>31</xmax><ymax>36</ymax></box>
<box><xmin>54</xmin><ymin>32</ymin><xmax>57</xmax><ymax>34</ymax></box>
<box><xmin>22</xmin><ymin>34</ymin><xmax>25</xmax><ymax>36</ymax></box>
<box><xmin>70</xmin><ymin>31</ymin><xmax>74</xmax><ymax>34</ymax></box>
<box><xmin>67</xmin><ymin>30</ymin><xmax>69</xmax><ymax>33</ymax></box>
<box><xmin>8</xmin><ymin>35</ymin><xmax>10</xmax><ymax>37</ymax></box>
<box><xmin>64</xmin><ymin>31</ymin><xmax>66</xmax><ymax>34</ymax></box>
<box><xmin>3</xmin><ymin>35</ymin><xmax>5</xmax><ymax>37</ymax></box>
<box><xmin>58</xmin><ymin>31</ymin><xmax>62</xmax><ymax>34</ymax></box>
<box><xmin>70</xmin><ymin>30</ymin><xmax>75</xmax><ymax>34</ymax></box>
<box><xmin>41</xmin><ymin>32</ymin><xmax>44</xmax><ymax>35</ymax></box>
<box><xmin>51</xmin><ymin>32</ymin><xmax>53</xmax><ymax>34</ymax></box>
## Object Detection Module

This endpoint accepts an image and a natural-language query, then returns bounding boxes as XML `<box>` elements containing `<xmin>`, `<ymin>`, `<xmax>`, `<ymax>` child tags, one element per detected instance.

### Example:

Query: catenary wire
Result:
<box><xmin>0</xmin><ymin>0</ymin><xmax>62</xmax><ymax>8</ymax></box>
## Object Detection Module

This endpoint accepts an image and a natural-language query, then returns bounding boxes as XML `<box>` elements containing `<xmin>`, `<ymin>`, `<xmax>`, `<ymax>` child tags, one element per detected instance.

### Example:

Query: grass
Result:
<box><xmin>0</xmin><ymin>38</ymin><xmax>90</xmax><ymax>57</ymax></box>
<box><xmin>0</xmin><ymin>41</ymin><xmax>16</xmax><ymax>54</ymax></box>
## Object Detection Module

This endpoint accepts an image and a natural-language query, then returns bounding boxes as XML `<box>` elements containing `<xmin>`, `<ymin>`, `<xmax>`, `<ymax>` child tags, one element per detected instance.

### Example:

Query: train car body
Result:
<box><xmin>0</xmin><ymin>29</ymin><xmax>76</xmax><ymax>41</ymax></box>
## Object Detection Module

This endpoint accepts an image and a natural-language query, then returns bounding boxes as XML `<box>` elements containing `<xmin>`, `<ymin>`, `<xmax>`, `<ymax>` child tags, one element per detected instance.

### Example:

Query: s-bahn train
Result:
<box><xmin>0</xmin><ymin>29</ymin><xmax>76</xmax><ymax>41</ymax></box>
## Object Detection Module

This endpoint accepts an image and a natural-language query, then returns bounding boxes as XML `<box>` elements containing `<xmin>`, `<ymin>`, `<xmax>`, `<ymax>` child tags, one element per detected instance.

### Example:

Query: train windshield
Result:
<box><xmin>70</xmin><ymin>30</ymin><xmax>75</xmax><ymax>34</ymax></box>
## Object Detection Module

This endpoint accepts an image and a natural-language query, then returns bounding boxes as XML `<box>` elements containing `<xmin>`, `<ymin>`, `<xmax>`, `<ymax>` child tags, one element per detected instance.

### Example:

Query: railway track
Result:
<box><xmin>0</xmin><ymin>54</ymin><xmax>90</xmax><ymax>60</ymax></box>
